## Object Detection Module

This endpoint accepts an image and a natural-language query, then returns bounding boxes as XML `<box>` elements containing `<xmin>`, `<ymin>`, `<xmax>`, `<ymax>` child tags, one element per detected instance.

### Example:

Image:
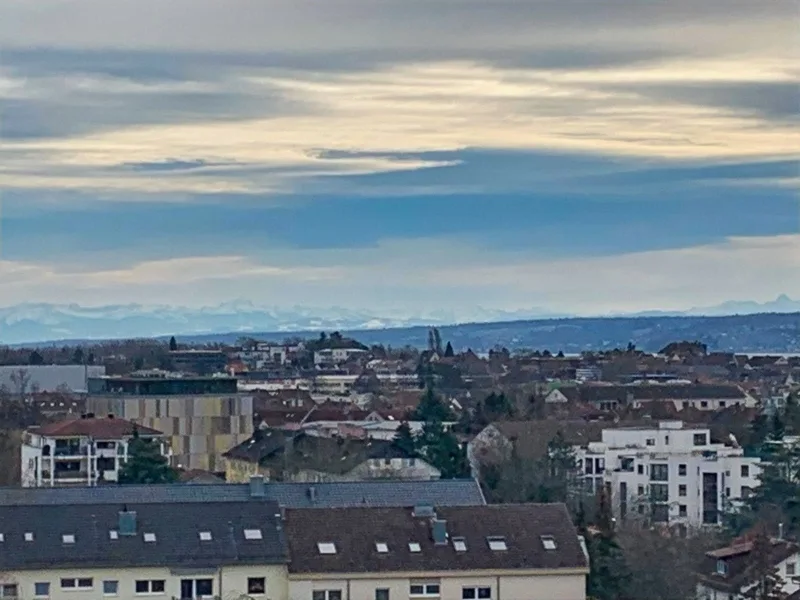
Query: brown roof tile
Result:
<box><xmin>34</xmin><ymin>417</ymin><xmax>162</xmax><ymax>438</ymax></box>
<box><xmin>283</xmin><ymin>503</ymin><xmax>587</xmax><ymax>574</ymax></box>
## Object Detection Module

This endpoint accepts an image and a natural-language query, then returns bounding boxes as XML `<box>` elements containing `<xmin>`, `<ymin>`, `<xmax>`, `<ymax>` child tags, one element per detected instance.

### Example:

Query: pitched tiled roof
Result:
<box><xmin>490</xmin><ymin>420</ymin><xmax>607</xmax><ymax>460</ymax></box>
<box><xmin>697</xmin><ymin>538</ymin><xmax>799</xmax><ymax>592</ymax></box>
<box><xmin>0</xmin><ymin>479</ymin><xmax>486</xmax><ymax>508</ymax></box>
<box><xmin>34</xmin><ymin>417</ymin><xmax>163</xmax><ymax>438</ymax></box>
<box><xmin>0</xmin><ymin>500</ymin><xmax>286</xmax><ymax>571</ymax></box>
<box><xmin>284</xmin><ymin>503</ymin><xmax>587</xmax><ymax>574</ymax></box>
<box><xmin>574</xmin><ymin>383</ymin><xmax>747</xmax><ymax>403</ymax></box>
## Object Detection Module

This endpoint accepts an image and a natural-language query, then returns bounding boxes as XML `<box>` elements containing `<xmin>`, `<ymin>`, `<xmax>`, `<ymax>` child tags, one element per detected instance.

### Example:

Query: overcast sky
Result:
<box><xmin>1</xmin><ymin>0</ymin><xmax>798</xmax><ymax>315</ymax></box>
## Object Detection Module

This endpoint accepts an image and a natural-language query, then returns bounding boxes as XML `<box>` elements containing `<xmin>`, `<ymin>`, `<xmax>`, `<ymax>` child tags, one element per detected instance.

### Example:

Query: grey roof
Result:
<box><xmin>0</xmin><ymin>479</ymin><xmax>486</xmax><ymax>508</ymax></box>
<box><xmin>0</xmin><ymin>501</ymin><xmax>286</xmax><ymax>570</ymax></box>
<box><xmin>0</xmin><ymin>365</ymin><xmax>106</xmax><ymax>393</ymax></box>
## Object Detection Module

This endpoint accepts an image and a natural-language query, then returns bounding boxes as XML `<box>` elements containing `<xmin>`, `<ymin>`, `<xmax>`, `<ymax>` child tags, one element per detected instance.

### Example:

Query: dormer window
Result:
<box><xmin>716</xmin><ymin>559</ymin><xmax>727</xmax><ymax>576</ymax></box>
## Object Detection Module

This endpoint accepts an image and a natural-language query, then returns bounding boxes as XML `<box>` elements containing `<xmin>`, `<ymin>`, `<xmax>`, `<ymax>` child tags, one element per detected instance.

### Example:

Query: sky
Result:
<box><xmin>0</xmin><ymin>0</ymin><xmax>798</xmax><ymax>317</ymax></box>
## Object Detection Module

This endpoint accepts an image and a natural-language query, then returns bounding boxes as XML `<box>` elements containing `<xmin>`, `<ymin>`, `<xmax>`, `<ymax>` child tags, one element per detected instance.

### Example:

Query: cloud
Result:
<box><xmin>2</xmin><ymin>235</ymin><xmax>798</xmax><ymax>316</ymax></box>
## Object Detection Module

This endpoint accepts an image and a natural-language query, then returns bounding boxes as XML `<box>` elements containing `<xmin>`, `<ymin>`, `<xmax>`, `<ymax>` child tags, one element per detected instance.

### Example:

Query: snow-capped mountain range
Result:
<box><xmin>0</xmin><ymin>296</ymin><xmax>797</xmax><ymax>345</ymax></box>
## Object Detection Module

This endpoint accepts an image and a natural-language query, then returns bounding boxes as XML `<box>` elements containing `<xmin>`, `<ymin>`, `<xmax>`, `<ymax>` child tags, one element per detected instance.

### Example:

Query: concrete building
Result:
<box><xmin>20</xmin><ymin>415</ymin><xmax>167</xmax><ymax>487</ymax></box>
<box><xmin>0</xmin><ymin>365</ymin><xmax>106</xmax><ymax>394</ymax></box>
<box><xmin>86</xmin><ymin>374</ymin><xmax>253</xmax><ymax>473</ymax></box>
<box><xmin>314</xmin><ymin>348</ymin><xmax>368</xmax><ymax>367</ymax></box>
<box><xmin>169</xmin><ymin>350</ymin><xmax>227</xmax><ymax>375</ymax></box>
<box><xmin>576</xmin><ymin>421</ymin><xmax>761</xmax><ymax>528</ymax></box>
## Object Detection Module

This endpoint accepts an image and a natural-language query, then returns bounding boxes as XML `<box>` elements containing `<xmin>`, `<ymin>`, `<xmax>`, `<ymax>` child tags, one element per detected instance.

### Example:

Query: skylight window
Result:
<box><xmin>244</xmin><ymin>529</ymin><xmax>263</xmax><ymax>540</ymax></box>
<box><xmin>109</xmin><ymin>530</ymin><xmax>119</xmax><ymax>540</ymax></box>
<box><xmin>376</xmin><ymin>542</ymin><xmax>389</xmax><ymax>553</ymax></box>
<box><xmin>541</xmin><ymin>535</ymin><xmax>557</xmax><ymax>550</ymax></box>
<box><xmin>62</xmin><ymin>534</ymin><xmax>75</xmax><ymax>544</ymax></box>
<box><xmin>317</xmin><ymin>542</ymin><xmax>337</xmax><ymax>555</ymax></box>
<box><xmin>0</xmin><ymin>534</ymin><xmax>4</xmax><ymax>542</ymax></box>
<box><xmin>199</xmin><ymin>531</ymin><xmax>212</xmax><ymax>541</ymax></box>
<box><xmin>408</xmin><ymin>542</ymin><xmax>422</xmax><ymax>553</ymax></box>
<box><xmin>143</xmin><ymin>533</ymin><xmax>156</xmax><ymax>543</ymax></box>
<box><xmin>487</xmin><ymin>536</ymin><xmax>507</xmax><ymax>551</ymax></box>
<box><xmin>24</xmin><ymin>532</ymin><xmax>34</xmax><ymax>542</ymax></box>
<box><xmin>453</xmin><ymin>537</ymin><xmax>467</xmax><ymax>552</ymax></box>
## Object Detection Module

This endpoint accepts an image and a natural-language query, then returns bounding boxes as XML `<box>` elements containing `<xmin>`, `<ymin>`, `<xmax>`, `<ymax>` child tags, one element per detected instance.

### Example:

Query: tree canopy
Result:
<box><xmin>118</xmin><ymin>429</ymin><xmax>178</xmax><ymax>485</ymax></box>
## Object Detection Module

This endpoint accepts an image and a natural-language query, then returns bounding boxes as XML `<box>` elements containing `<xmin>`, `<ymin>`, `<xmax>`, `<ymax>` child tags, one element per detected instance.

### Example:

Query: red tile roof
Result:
<box><xmin>35</xmin><ymin>417</ymin><xmax>163</xmax><ymax>438</ymax></box>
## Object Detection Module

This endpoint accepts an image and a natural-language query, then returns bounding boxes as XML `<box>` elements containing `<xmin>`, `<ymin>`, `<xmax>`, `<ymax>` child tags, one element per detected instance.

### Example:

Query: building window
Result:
<box><xmin>694</xmin><ymin>433</ymin><xmax>707</xmax><ymax>446</ymax></box>
<box><xmin>679</xmin><ymin>505</ymin><xmax>687</xmax><ymax>517</ymax></box>
<box><xmin>646</xmin><ymin>438</ymin><xmax>655</xmax><ymax>446</ymax></box>
<box><xmin>650</xmin><ymin>483</ymin><xmax>669</xmax><ymax>502</ymax></box>
<box><xmin>638</xmin><ymin>485</ymin><xmax>645</xmax><ymax>496</ymax></box>
<box><xmin>103</xmin><ymin>581</ymin><xmax>119</xmax><ymax>596</ymax></box>
<box><xmin>651</xmin><ymin>504</ymin><xmax>669</xmax><ymax>523</ymax></box>
<box><xmin>719</xmin><ymin>401</ymin><xmax>726</xmax><ymax>408</ymax></box>
<box><xmin>0</xmin><ymin>586</ymin><xmax>17</xmax><ymax>598</ymax></box>
<box><xmin>678</xmin><ymin>464</ymin><xmax>687</xmax><ymax>476</ymax></box>
<box><xmin>312</xmin><ymin>592</ymin><xmax>342</xmax><ymax>600</ymax></box>
<box><xmin>463</xmin><ymin>587</ymin><xmax>492</xmax><ymax>599</ymax></box>
<box><xmin>787</xmin><ymin>562</ymin><xmax>796</xmax><ymax>576</ymax></box>
<box><xmin>665</xmin><ymin>436</ymin><xmax>670</xmax><ymax>445</ymax></box>
<box><xmin>194</xmin><ymin>580</ymin><xmax>213</xmax><ymax>597</ymax></box>
<box><xmin>134</xmin><ymin>580</ymin><xmax>165</xmax><ymax>595</ymax></box>
<box><xmin>61</xmin><ymin>579</ymin><xmax>93</xmax><ymax>590</ymax></box>
<box><xmin>741</xmin><ymin>465</ymin><xmax>750</xmax><ymax>477</ymax></box>
<box><xmin>717</xmin><ymin>560</ymin><xmax>727</xmax><ymax>575</ymax></box>
<box><xmin>375</xmin><ymin>589</ymin><xmax>390</xmax><ymax>600</ymax></box>
<box><xmin>637</xmin><ymin>464</ymin><xmax>644</xmax><ymax>475</ymax></box>
<box><xmin>679</xmin><ymin>484</ymin><xmax>687</xmax><ymax>497</ymax></box>
<box><xmin>410</xmin><ymin>583</ymin><xmax>441</xmax><ymax>597</ymax></box>
<box><xmin>650</xmin><ymin>464</ymin><xmax>669</xmax><ymax>482</ymax></box>
<box><xmin>585</xmin><ymin>459</ymin><xmax>594</xmax><ymax>475</ymax></box>
<box><xmin>247</xmin><ymin>578</ymin><xmax>266</xmax><ymax>595</ymax></box>
<box><xmin>34</xmin><ymin>583</ymin><xmax>50</xmax><ymax>598</ymax></box>
<box><xmin>700</xmin><ymin>401</ymin><xmax>708</xmax><ymax>408</ymax></box>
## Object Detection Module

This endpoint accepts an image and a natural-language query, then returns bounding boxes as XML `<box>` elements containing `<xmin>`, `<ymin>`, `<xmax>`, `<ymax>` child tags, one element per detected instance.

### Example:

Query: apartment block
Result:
<box><xmin>576</xmin><ymin>421</ymin><xmax>761</xmax><ymax>528</ymax></box>
<box><xmin>20</xmin><ymin>415</ymin><xmax>168</xmax><ymax>488</ymax></box>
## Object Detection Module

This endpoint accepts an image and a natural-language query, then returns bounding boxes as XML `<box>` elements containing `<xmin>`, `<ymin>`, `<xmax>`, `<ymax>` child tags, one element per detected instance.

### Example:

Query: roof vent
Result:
<box><xmin>413</xmin><ymin>504</ymin><xmax>436</xmax><ymax>518</ymax></box>
<box><xmin>118</xmin><ymin>510</ymin><xmax>137</xmax><ymax>536</ymax></box>
<box><xmin>249</xmin><ymin>475</ymin><xmax>266</xmax><ymax>498</ymax></box>
<box><xmin>307</xmin><ymin>485</ymin><xmax>317</xmax><ymax>503</ymax></box>
<box><xmin>431</xmin><ymin>519</ymin><xmax>448</xmax><ymax>545</ymax></box>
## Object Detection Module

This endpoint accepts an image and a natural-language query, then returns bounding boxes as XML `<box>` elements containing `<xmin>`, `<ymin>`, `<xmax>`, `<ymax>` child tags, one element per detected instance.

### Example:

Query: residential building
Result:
<box><xmin>576</xmin><ymin>421</ymin><xmax>761</xmax><ymax>528</ymax></box>
<box><xmin>696</xmin><ymin>535</ymin><xmax>800</xmax><ymax>599</ymax></box>
<box><xmin>0</xmin><ymin>365</ymin><xmax>106</xmax><ymax>394</ymax></box>
<box><xmin>20</xmin><ymin>415</ymin><xmax>168</xmax><ymax>488</ymax></box>
<box><xmin>0</xmin><ymin>499</ymin><xmax>289</xmax><ymax>600</ymax></box>
<box><xmin>283</xmin><ymin>503</ymin><xmax>589</xmax><ymax>600</ymax></box>
<box><xmin>0</xmin><ymin>491</ymin><xmax>582</xmax><ymax>600</ymax></box>
<box><xmin>314</xmin><ymin>348</ymin><xmax>368</xmax><ymax>367</ymax></box>
<box><xmin>169</xmin><ymin>350</ymin><xmax>228</xmax><ymax>375</ymax></box>
<box><xmin>545</xmin><ymin>383</ymin><xmax>754</xmax><ymax>412</ymax></box>
<box><xmin>224</xmin><ymin>429</ymin><xmax>440</xmax><ymax>483</ymax></box>
<box><xmin>86</xmin><ymin>374</ymin><xmax>253</xmax><ymax>473</ymax></box>
<box><xmin>0</xmin><ymin>475</ymin><xmax>487</xmax><ymax>509</ymax></box>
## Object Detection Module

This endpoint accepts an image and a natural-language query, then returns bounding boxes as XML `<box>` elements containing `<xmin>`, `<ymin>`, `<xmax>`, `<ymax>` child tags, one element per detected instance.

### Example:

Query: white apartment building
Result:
<box><xmin>20</xmin><ymin>415</ymin><xmax>169</xmax><ymax>487</ymax></box>
<box><xmin>314</xmin><ymin>348</ymin><xmax>368</xmax><ymax>367</ymax></box>
<box><xmin>576</xmin><ymin>421</ymin><xmax>761</xmax><ymax>529</ymax></box>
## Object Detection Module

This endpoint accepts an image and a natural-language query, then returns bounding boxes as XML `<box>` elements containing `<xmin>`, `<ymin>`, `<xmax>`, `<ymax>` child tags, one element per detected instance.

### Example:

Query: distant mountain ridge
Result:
<box><xmin>0</xmin><ymin>296</ymin><xmax>798</xmax><ymax>348</ymax></box>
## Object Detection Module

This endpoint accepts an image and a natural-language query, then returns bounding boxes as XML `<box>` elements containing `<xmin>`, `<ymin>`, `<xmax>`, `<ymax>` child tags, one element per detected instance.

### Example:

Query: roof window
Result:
<box><xmin>109</xmin><ymin>530</ymin><xmax>119</xmax><ymax>540</ymax></box>
<box><xmin>0</xmin><ymin>534</ymin><xmax>4</xmax><ymax>542</ymax></box>
<box><xmin>408</xmin><ymin>542</ymin><xmax>422</xmax><ymax>553</ymax></box>
<box><xmin>62</xmin><ymin>534</ymin><xmax>75</xmax><ymax>544</ymax></box>
<box><xmin>487</xmin><ymin>536</ymin><xmax>507</xmax><ymax>551</ymax></box>
<box><xmin>244</xmin><ymin>528</ymin><xmax>262</xmax><ymax>540</ymax></box>
<box><xmin>317</xmin><ymin>542</ymin><xmax>337</xmax><ymax>555</ymax></box>
<box><xmin>375</xmin><ymin>542</ymin><xmax>389</xmax><ymax>553</ymax></box>
<box><xmin>453</xmin><ymin>536</ymin><xmax>467</xmax><ymax>552</ymax></box>
<box><xmin>541</xmin><ymin>535</ymin><xmax>557</xmax><ymax>550</ymax></box>
<box><xmin>199</xmin><ymin>531</ymin><xmax>212</xmax><ymax>541</ymax></box>
<box><xmin>24</xmin><ymin>532</ymin><xmax>34</xmax><ymax>542</ymax></box>
<box><xmin>143</xmin><ymin>532</ymin><xmax>156</xmax><ymax>543</ymax></box>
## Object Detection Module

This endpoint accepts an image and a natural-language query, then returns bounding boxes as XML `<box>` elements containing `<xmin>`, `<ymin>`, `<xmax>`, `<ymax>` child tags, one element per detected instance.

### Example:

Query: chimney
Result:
<box><xmin>249</xmin><ymin>475</ymin><xmax>266</xmax><ymax>498</ymax></box>
<box><xmin>431</xmin><ymin>518</ymin><xmax>448</xmax><ymax>546</ymax></box>
<box><xmin>118</xmin><ymin>508</ymin><xmax>137</xmax><ymax>536</ymax></box>
<box><xmin>779</xmin><ymin>523</ymin><xmax>784</xmax><ymax>540</ymax></box>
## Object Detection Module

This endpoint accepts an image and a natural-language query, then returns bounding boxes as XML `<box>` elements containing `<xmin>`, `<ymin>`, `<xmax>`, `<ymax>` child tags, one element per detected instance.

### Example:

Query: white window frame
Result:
<box><xmin>409</xmin><ymin>582</ymin><xmax>440</xmax><ymax>597</ymax></box>
<box><xmin>487</xmin><ymin>536</ymin><xmax>507</xmax><ymax>551</ymax></box>
<box><xmin>462</xmin><ymin>586</ymin><xmax>492</xmax><ymax>599</ymax></box>
<box><xmin>312</xmin><ymin>591</ymin><xmax>343</xmax><ymax>600</ymax></box>
<box><xmin>134</xmin><ymin>580</ymin><xmax>166</xmax><ymax>596</ymax></box>
<box><xmin>103</xmin><ymin>580</ymin><xmax>119</xmax><ymax>596</ymax></box>
<box><xmin>375</xmin><ymin>542</ymin><xmax>389</xmax><ymax>553</ymax></box>
<box><xmin>33</xmin><ymin>582</ymin><xmax>50</xmax><ymax>598</ymax></box>
<box><xmin>0</xmin><ymin>584</ymin><xmax>18</xmax><ymax>598</ymax></box>
<box><xmin>541</xmin><ymin>535</ymin><xmax>557</xmax><ymax>550</ymax></box>
<box><xmin>317</xmin><ymin>542</ymin><xmax>337</xmax><ymax>554</ymax></box>
<box><xmin>408</xmin><ymin>541</ymin><xmax>421</xmax><ymax>553</ymax></box>
<box><xmin>453</xmin><ymin>536</ymin><xmax>467</xmax><ymax>552</ymax></box>
<box><xmin>244</xmin><ymin>528</ymin><xmax>262</xmax><ymax>540</ymax></box>
<box><xmin>143</xmin><ymin>532</ymin><xmax>156</xmax><ymax>543</ymax></box>
<box><xmin>199</xmin><ymin>531</ymin><xmax>212</xmax><ymax>541</ymax></box>
<box><xmin>61</xmin><ymin>578</ymin><xmax>94</xmax><ymax>591</ymax></box>
<box><xmin>62</xmin><ymin>534</ymin><xmax>75</xmax><ymax>544</ymax></box>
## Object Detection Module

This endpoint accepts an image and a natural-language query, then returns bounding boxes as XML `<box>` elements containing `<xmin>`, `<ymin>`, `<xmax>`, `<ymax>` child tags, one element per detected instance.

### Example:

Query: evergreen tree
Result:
<box><xmin>392</xmin><ymin>421</ymin><xmax>417</xmax><ymax>456</ymax></box>
<box><xmin>744</xmin><ymin>529</ymin><xmax>789</xmax><ymax>599</ymax></box>
<box><xmin>484</xmin><ymin>392</ymin><xmax>514</xmax><ymax>419</ymax></box>
<box><xmin>412</xmin><ymin>387</ymin><xmax>456</xmax><ymax>422</ymax></box>
<box><xmin>118</xmin><ymin>428</ymin><xmax>179</xmax><ymax>485</ymax></box>
<box><xmin>432</xmin><ymin>328</ymin><xmax>443</xmax><ymax>355</ymax></box>
<box><xmin>586</xmin><ymin>485</ymin><xmax>632</xmax><ymax>600</ymax></box>
<box><xmin>444</xmin><ymin>341</ymin><xmax>455</xmax><ymax>358</ymax></box>
<box><xmin>72</xmin><ymin>347</ymin><xmax>84</xmax><ymax>364</ymax></box>
<box><xmin>419</xmin><ymin>419</ymin><xmax>469</xmax><ymax>479</ymax></box>
<box><xmin>771</xmin><ymin>412</ymin><xmax>786</xmax><ymax>441</ymax></box>
<box><xmin>784</xmin><ymin>394</ymin><xmax>800</xmax><ymax>435</ymax></box>
<box><xmin>28</xmin><ymin>350</ymin><xmax>44</xmax><ymax>366</ymax></box>
<box><xmin>169</xmin><ymin>336</ymin><xmax>178</xmax><ymax>351</ymax></box>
